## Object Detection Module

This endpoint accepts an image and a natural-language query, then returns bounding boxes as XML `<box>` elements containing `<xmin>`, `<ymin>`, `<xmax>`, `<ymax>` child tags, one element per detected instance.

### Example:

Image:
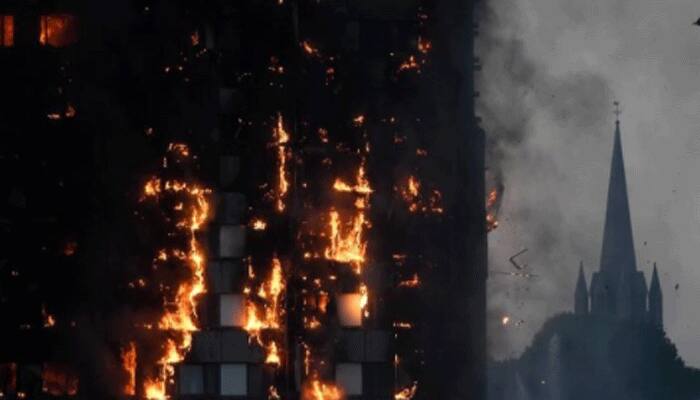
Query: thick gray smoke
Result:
<box><xmin>477</xmin><ymin>0</ymin><xmax>700</xmax><ymax>365</ymax></box>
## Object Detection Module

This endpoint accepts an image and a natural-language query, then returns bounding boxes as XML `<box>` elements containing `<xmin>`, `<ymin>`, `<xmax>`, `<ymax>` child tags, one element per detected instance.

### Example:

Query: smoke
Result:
<box><xmin>476</xmin><ymin>0</ymin><xmax>616</xmax><ymax>359</ymax></box>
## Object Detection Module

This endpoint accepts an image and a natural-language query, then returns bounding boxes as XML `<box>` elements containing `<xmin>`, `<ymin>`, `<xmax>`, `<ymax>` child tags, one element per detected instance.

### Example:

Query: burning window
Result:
<box><xmin>219</xmin><ymin>294</ymin><xmax>245</xmax><ymax>327</ymax></box>
<box><xmin>0</xmin><ymin>15</ymin><xmax>13</xmax><ymax>47</ymax></box>
<box><xmin>336</xmin><ymin>363</ymin><xmax>363</xmax><ymax>396</ymax></box>
<box><xmin>42</xmin><ymin>363</ymin><xmax>78</xmax><ymax>396</ymax></box>
<box><xmin>39</xmin><ymin>14</ymin><xmax>78</xmax><ymax>47</ymax></box>
<box><xmin>219</xmin><ymin>364</ymin><xmax>247</xmax><ymax>396</ymax></box>
<box><xmin>337</xmin><ymin>294</ymin><xmax>363</xmax><ymax>327</ymax></box>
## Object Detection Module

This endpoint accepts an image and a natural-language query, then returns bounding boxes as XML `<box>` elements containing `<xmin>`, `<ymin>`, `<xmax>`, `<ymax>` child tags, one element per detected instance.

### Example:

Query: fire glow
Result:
<box><xmin>399</xmin><ymin>175</ymin><xmax>443</xmax><ymax>214</ymax></box>
<box><xmin>302</xmin><ymin>378</ymin><xmax>344</xmax><ymax>400</ymax></box>
<box><xmin>486</xmin><ymin>187</ymin><xmax>502</xmax><ymax>232</ymax></box>
<box><xmin>139</xmin><ymin>143</ymin><xmax>212</xmax><ymax>399</ymax></box>
<box><xmin>273</xmin><ymin>114</ymin><xmax>291</xmax><ymax>212</ymax></box>
<box><xmin>243</xmin><ymin>257</ymin><xmax>286</xmax><ymax>369</ymax></box>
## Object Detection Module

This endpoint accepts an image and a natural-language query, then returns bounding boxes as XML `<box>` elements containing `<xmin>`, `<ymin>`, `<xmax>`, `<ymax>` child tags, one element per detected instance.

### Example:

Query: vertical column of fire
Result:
<box><xmin>122</xmin><ymin>143</ymin><xmax>211</xmax><ymax>399</ymax></box>
<box><xmin>301</xmin><ymin>127</ymin><xmax>373</xmax><ymax>399</ymax></box>
<box><xmin>240</xmin><ymin>112</ymin><xmax>290</xmax><ymax>398</ymax></box>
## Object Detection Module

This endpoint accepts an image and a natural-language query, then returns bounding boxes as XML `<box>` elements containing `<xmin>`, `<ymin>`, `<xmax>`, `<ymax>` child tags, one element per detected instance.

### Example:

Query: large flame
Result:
<box><xmin>141</xmin><ymin>144</ymin><xmax>212</xmax><ymax>399</ymax></box>
<box><xmin>243</xmin><ymin>257</ymin><xmax>286</xmax><ymax>367</ymax></box>
<box><xmin>302</xmin><ymin>378</ymin><xmax>344</xmax><ymax>400</ymax></box>
<box><xmin>120</xmin><ymin>342</ymin><xmax>137</xmax><ymax>396</ymax></box>
<box><xmin>324</xmin><ymin>210</ymin><xmax>367</xmax><ymax>273</ymax></box>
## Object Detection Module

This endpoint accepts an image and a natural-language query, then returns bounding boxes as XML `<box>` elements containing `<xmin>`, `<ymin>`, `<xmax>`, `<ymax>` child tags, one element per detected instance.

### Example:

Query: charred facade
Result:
<box><xmin>0</xmin><ymin>1</ymin><xmax>484</xmax><ymax>399</ymax></box>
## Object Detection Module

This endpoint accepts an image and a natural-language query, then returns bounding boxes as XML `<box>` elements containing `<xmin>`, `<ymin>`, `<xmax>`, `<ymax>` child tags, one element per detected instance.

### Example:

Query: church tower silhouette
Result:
<box><xmin>574</xmin><ymin>109</ymin><xmax>663</xmax><ymax>326</ymax></box>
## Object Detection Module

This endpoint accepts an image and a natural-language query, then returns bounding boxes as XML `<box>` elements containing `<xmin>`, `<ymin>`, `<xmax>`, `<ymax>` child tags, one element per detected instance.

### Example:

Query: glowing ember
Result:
<box><xmin>393</xmin><ymin>321</ymin><xmax>413</xmax><ymax>330</ymax></box>
<box><xmin>353</xmin><ymin>115</ymin><xmax>365</xmax><ymax>126</ymax></box>
<box><xmin>167</xmin><ymin>142</ymin><xmax>190</xmax><ymax>158</ymax></box>
<box><xmin>318</xmin><ymin>128</ymin><xmax>329</xmax><ymax>143</ymax></box>
<box><xmin>251</xmin><ymin>218</ymin><xmax>268</xmax><ymax>231</ymax></box>
<box><xmin>269</xmin><ymin>385</ymin><xmax>282</xmax><ymax>399</ymax></box>
<box><xmin>398</xmin><ymin>55</ymin><xmax>420</xmax><ymax>73</ymax></box>
<box><xmin>417</xmin><ymin>36</ymin><xmax>432</xmax><ymax>54</ymax></box>
<box><xmin>302</xmin><ymin>40</ymin><xmax>320</xmax><ymax>57</ymax></box>
<box><xmin>359</xmin><ymin>283</ymin><xmax>369</xmax><ymax>318</ymax></box>
<box><xmin>394</xmin><ymin>382</ymin><xmax>418</xmax><ymax>399</ymax></box>
<box><xmin>42</xmin><ymin>305</ymin><xmax>56</xmax><ymax>328</ymax></box>
<box><xmin>398</xmin><ymin>273</ymin><xmax>420</xmax><ymax>288</ymax></box>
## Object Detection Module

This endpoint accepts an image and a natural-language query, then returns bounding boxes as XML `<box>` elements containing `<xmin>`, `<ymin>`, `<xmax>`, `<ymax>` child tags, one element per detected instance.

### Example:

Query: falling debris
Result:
<box><xmin>509</xmin><ymin>248</ymin><xmax>529</xmax><ymax>270</ymax></box>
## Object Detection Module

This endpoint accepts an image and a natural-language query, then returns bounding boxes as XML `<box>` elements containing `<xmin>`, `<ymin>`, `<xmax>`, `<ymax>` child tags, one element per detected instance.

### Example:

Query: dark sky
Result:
<box><xmin>479</xmin><ymin>0</ymin><xmax>700</xmax><ymax>366</ymax></box>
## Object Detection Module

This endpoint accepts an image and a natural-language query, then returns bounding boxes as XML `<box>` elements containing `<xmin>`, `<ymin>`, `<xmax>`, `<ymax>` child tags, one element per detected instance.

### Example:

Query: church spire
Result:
<box><xmin>648</xmin><ymin>263</ymin><xmax>663</xmax><ymax>327</ymax></box>
<box><xmin>574</xmin><ymin>262</ymin><xmax>589</xmax><ymax>315</ymax></box>
<box><xmin>599</xmin><ymin>102</ymin><xmax>637</xmax><ymax>275</ymax></box>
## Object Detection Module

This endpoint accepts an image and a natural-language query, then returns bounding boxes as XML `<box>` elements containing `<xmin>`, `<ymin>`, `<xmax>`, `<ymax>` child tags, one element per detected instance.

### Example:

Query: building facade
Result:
<box><xmin>0</xmin><ymin>1</ymin><xmax>485</xmax><ymax>399</ymax></box>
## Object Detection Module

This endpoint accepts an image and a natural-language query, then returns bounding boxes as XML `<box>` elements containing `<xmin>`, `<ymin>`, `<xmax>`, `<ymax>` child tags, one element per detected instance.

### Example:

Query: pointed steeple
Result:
<box><xmin>648</xmin><ymin>263</ymin><xmax>663</xmax><ymax>326</ymax></box>
<box><xmin>574</xmin><ymin>262</ymin><xmax>589</xmax><ymax>315</ymax></box>
<box><xmin>599</xmin><ymin>111</ymin><xmax>637</xmax><ymax>275</ymax></box>
<box><xmin>649</xmin><ymin>263</ymin><xmax>661</xmax><ymax>293</ymax></box>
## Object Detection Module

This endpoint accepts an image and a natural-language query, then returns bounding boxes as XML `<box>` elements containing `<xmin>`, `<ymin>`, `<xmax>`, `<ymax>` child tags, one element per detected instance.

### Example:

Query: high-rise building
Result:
<box><xmin>0</xmin><ymin>1</ymin><xmax>486</xmax><ymax>399</ymax></box>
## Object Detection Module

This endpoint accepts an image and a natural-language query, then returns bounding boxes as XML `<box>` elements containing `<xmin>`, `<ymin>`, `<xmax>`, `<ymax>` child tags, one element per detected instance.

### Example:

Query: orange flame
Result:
<box><xmin>244</xmin><ymin>257</ymin><xmax>286</xmax><ymax>367</ymax></box>
<box><xmin>42</xmin><ymin>304</ymin><xmax>56</xmax><ymax>328</ymax></box>
<box><xmin>394</xmin><ymin>382</ymin><xmax>418</xmax><ymax>399</ymax></box>
<box><xmin>302</xmin><ymin>40</ymin><xmax>320</xmax><ymax>57</ymax></box>
<box><xmin>359</xmin><ymin>283</ymin><xmax>369</xmax><ymax>318</ymax></box>
<box><xmin>398</xmin><ymin>55</ymin><xmax>420</xmax><ymax>73</ymax></box>
<box><xmin>398</xmin><ymin>273</ymin><xmax>420</xmax><ymax>288</ymax></box>
<box><xmin>273</xmin><ymin>114</ymin><xmax>290</xmax><ymax>212</ymax></box>
<box><xmin>269</xmin><ymin>385</ymin><xmax>282</xmax><ymax>399</ymax></box>
<box><xmin>141</xmin><ymin>146</ymin><xmax>212</xmax><ymax>399</ymax></box>
<box><xmin>302</xmin><ymin>378</ymin><xmax>344</xmax><ymax>400</ymax></box>
<box><xmin>417</xmin><ymin>36</ymin><xmax>432</xmax><ymax>54</ymax></box>
<box><xmin>324</xmin><ymin>210</ymin><xmax>367</xmax><ymax>273</ymax></box>
<box><xmin>486</xmin><ymin>188</ymin><xmax>501</xmax><ymax>232</ymax></box>
<box><xmin>251</xmin><ymin>218</ymin><xmax>268</xmax><ymax>231</ymax></box>
<box><xmin>121</xmin><ymin>342</ymin><xmax>137</xmax><ymax>396</ymax></box>
<box><xmin>265</xmin><ymin>341</ymin><xmax>282</xmax><ymax>367</ymax></box>
<box><xmin>399</xmin><ymin>176</ymin><xmax>443</xmax><ymax>214</ymax></box>
<box><xmin>332</xmin><ymin>162</ymin><xmax>373</xmax><ymax>196</ymax></box>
